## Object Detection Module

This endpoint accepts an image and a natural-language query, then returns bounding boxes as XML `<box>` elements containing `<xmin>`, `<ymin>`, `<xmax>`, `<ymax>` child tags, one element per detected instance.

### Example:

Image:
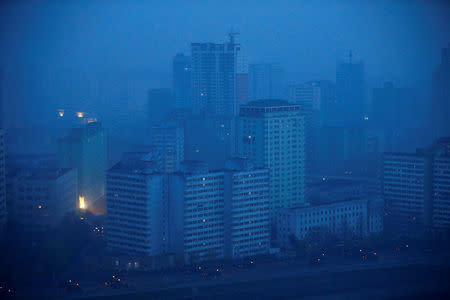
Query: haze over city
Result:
<box><xmin>0</xmin><ymin>1</ymin><xmax>449</xmax><ymax>299</ymax></box>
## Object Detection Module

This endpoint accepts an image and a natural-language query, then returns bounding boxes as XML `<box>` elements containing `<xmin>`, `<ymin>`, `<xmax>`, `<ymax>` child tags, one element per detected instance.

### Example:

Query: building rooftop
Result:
<box><xmin>309</xmin><ymin>178</ymin><xmax>364</xmax><ymax>190</ymax></box>
<box><xmin>59</xmin><ymin>122</ymin><xmax>104</xmax><ymax>142</ymax></box>
<box><xmin>179</xmin><ymin>161</ymin><xmax>209</xmax><ymax>174</ymax></box>
<box><xmin>240</xmin><ymin>100</ymin><xmax>301</xmax><ymax>116</ymax></box>
<box><xmin>244</xmin><ymin>99</ymin><xmax>291</xmax><ymax>107</ymax></box>
<box><xmin>281</xmin><ymin>197</ymin><xmax>368</xmax><ymax>212</ymax></box>
<box><xmin>108</xmin><ymin>157</ymin><xmax>159</xmax><ymax>175</ymax></box>
<box><xmin>13</xmin><ymin>168</ymin><xmax>74</xmax><ymax>180</ymax></box>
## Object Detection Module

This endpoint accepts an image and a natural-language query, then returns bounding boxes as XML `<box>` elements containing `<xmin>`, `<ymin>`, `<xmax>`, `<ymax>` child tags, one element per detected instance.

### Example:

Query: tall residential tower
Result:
<box><xmin>236</xmin><ymin>100</ymin><xmax>306</xmax><ymax>214</ymax></box>
<box><xmin>191</xmin><ymin>33</ymin><xmax>240</xmax><ymax>117</ymax></box>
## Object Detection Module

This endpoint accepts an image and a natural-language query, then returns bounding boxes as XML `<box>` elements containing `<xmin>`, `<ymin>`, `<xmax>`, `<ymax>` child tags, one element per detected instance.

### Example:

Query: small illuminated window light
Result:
<box><xmin>58</xmin><ymin>109</ymin><xmax>64</xmax><ymax>117</ymax></box>
<box><xmin>76</xmin><ymin>112</ymin><xmax>84</xmax><ymax>118</ymax></box>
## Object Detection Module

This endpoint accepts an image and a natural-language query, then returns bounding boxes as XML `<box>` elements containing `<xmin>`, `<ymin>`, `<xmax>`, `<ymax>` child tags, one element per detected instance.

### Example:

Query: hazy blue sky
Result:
<box><xmin>1</xmin><ymin>0</ymin><xmax>449</xmax><ymax>86</ymax></box>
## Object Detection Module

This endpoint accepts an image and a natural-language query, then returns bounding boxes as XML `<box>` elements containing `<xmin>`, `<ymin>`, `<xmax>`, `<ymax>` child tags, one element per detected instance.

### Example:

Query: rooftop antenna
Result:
<box><xmin>229</xmin><ymin>27</ymin><xmax>239</xmax><ymax>44</ymax></box>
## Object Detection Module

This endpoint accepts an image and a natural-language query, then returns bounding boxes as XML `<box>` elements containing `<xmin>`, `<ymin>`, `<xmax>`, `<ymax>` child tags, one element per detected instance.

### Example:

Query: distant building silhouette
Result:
<box><xmin>236</xmin><ymin>47</ymin><xmax>249</xmax><ymax>109</ymax></box>
<box><xmin>58</xmin><ymin>122</ymin><xmax>107</xmax><ymax>208</ymax></box>
<box><xmin>372</xmin><ymin>82</ymin><xmax>428</xmax><ymax>152</ymax></box>
<box><xmin>335</xmin><ymin>52</ymin><xmax>366</xmax><ymax>125</ymax></box>
<box><xmin>173</xmin><ymin>53</ymin><xmax>192</xmax><ymax>110</ymax></box>
<box><xmin>191</xmin><ymin>34</ymin><xmax>240</xmax><ymax>117</ymax></box>
<box><xmin>151</xmin><ymin>120</ymin><xmax>184</xmax><ymax>173</ymax></box>
<box><xmin>319</xmin><ymin>125</ymin><xmax>378</xmax><ymax>176</ymax></box>
<box><xmin>432</xmin><ymin>43</ymin><xmax>450</xmax><ymax>139</ymax></box>
<box><xmin>248</xmin><ymin>63</ymin><xmax>284</xmax><ymax>101</ymax></box>
<box><xmin>288</xmin><ymin>82</ymin><xmax>322</xmax><ymax>178</ymax></box>
<box><xmin>147</xmin><ymin>88</ymin><xmax>173</xmax><ymax>124</ymax></box>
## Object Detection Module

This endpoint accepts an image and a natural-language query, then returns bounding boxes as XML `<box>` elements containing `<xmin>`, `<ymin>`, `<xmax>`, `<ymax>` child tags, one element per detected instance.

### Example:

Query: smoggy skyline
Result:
<box><xmin>1</xmin><ymin>0</ymin><xmax>449</xmax><ymax>87</ymax></box>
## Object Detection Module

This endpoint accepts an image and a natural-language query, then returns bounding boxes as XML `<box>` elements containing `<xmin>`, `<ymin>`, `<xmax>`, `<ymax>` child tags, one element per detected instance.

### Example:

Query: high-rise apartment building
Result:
<box><xmin>432</xmin><ymin>43</ymin><xmax>450</xmax><ymax>139</ymax></box>
<box><xmin>151</xmin><ymin>120</ymin><xmax>184</xmax><ymax>173</ymax></box>
<box><xmin>106</xmin><ymin>153</ymin><xmax>168</xmax><ymax>256</ymax></box>
<box><xmin>173</xmin><ymin>53</ymin><xmax>192</xmax><ymax>110</ymax></box>
<box><xmin>382</xmin><ymin>137</ymin><xmax>450</xmax><ymax>234</ymax></box>
<box><xmin>372</xmin><ymin>82</ymin><xmax>427</xmax><ymax>152</ymax></box>
<box><xmin>148</xmin><ymin>88</ymin><xmax>173</xmax><ymax>124</ymax></box>
<box><xmin>236</xmin><ymin>49</ymin><xmax>249</xmax><ymax>108</ymax></box>
<box><xmin>382</xmin><ymin>152</ymin><xmax>428</xmax><ymax>232</ymax></box>
<box><xmin>168</xmin><ymin>161</ymin><xmax>225</xmax><ymax>262</ymax></box>
<box><xmin>433</xmin><ymin>155</ymin><xmax>450</xmax><ymax>229</ymax></box>
<box><xmin>319</xmin><ymin>125</ymin><xmax>376</xmax><ymax>176</ymax></box>
<box><xmin>236</xmin><ymin>100</ymin><xmax>306</xmax><ymax>214</ymax></box>
<box><xmin>58</xmin><ymin>122</ymin><xmax>107</xmax><ymax>209</ymax></box>
<box><xmin>288</xmin><ymin>82</ymin><xmax>322</xmax><ymax>177</ymax></box>
<box><xmin>288</xmin><ymin>82</ymin><xmax>321</xmax><ymax>111</ymax></box>
<box><xmin>168</xmin><ymin>160</ymin><xmax>270</xmax><ymax>263</ymax></box>
<box><xmin>191</xmin><ymin>34</ymin><xmax>240</xmax><ymax>117</ymax></box>
<box><xmin>248</xmin><ymin>63</ymin><xmax>284</xmax><ymax>101</ymax></box>
<box><xmin>223</xmin><ymin>159</ymin><xmax>270</xmax><ymax>259</ymax></box>
<box><xmin>335</xmin><ymin>52</ymin><xmax>366</xmax><ymax>125</ymax></box>
<box><xmin>183</xmin><ymin>116</ymin><xmax>235</xmax><ymax>169</ymax></box>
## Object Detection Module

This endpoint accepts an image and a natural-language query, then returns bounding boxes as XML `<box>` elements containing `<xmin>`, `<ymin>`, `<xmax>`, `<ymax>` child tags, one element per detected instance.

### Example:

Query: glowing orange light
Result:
<box><xmin>79</xmin><ymin>196</ymin><xmax>86</xmax><ymax>209</ymax></box>
<box><xmin>58</xmin><ymin>109</ymin><xmax>64</xmax><ymax>117</ymax></box>
<box><xmin>76</xmin><ymin>112</ymin><xmax>84</xmax><ymax>118</ymax></box>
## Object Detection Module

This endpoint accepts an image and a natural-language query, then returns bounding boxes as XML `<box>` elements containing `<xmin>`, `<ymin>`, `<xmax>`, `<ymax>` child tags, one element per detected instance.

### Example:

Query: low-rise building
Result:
<box><xmin>276</xmin><ymin>197</ymin><xmax>383</xmax><ymax>247</ymax></box>
<box><xmin>8</xmin><ymin>168</ymin><xmax>77</xmax><ymax>233</ymax></box>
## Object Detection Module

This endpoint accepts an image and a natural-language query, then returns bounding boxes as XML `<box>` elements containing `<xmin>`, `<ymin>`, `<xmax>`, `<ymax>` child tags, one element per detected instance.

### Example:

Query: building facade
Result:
<box><xmin>382</xmin><ymin>152</ymin><xmax>428</xmax><ymax>232</ymax></box>
<box><xmin>168</xmin><ymin>160</ymin><xmax>270</xmax><ymax>263</ymax></box>
<box><xmin>382</xmin><ymin>137</ymin><xmax>450</xmax><ymax>234</ymax></box>
<box><xmin>432</xmin><ymin>43</ymin><xmax>450</xmax><ymax>139</ymax></box>
<box><xmin>173</xmin><ymin>53</ymin><xmax>192</xmax><ymax>110</ymax></box>
<box><xmin>248</xmin><ymin>63</ymin><xmax>284</xmax><ymax>101</ymax></box>
<box><xmin>8</xmin><ymin>168</ymin><xmax>77</xmax><ymax>233</ymax></box>
<box><xmin>191</xmin><ymin>34</ymin><xmax>240</xmax><ymax>117</ymax></box>
<box><xmin>151</xmin><ymin>120</ymin><xmax>184</xmax><ymax>173</ymax></box>
<box><xmin>276</xmin><ymin>198</ymin><xmax>375</xmax><ymax>247</ymax></box>
<box><xmin>169</xmin><ymin>161</ymin><xmax>225</xmax><ymax>262</ymax></box>
<box><xmin>236</xmin><ymin>100</ymin><xmax>306</xmax><ymax>214</ymax></box>
<box><xmin>106</xmin><ymin>154</ymin><xmax>168</xmax><ymax>256</ymax></box>
<box><xmin>223</xmin><ymin>159</ymin><xmax>270</xmax><ymax>259</ymax></box>
<box><xmin>335</xmin><ymin>53</ymin><xmax>366</xmax><ymax>125</ymax></box>
<box><xmin>58</xmin><ymin>122</ymin><xmax>108</xmax><ymax>209</ymax></box>
<box><xmin>148</xmin><ymin>88</ymin><xmax>174</xmax><ymax>124</ymax></box>
<box><xmin>432</xmin><ymin>155</ymin><xmax>450</xmax><ymax>229</ymax></box>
